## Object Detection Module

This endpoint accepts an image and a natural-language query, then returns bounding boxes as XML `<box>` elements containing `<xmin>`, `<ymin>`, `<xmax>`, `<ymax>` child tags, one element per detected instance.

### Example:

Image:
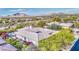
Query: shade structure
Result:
<box><xmin>0</xmin><ymin>37</ymin><xmax>6</xmax><ymax>45</ymax></box>
<box><xmin>0</xmin><ymin>44</ymin><xmax>17</xmax><ymax>51</ymax></box>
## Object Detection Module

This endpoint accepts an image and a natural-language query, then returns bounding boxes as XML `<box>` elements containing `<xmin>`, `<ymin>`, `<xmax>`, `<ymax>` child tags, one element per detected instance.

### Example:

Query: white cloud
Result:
<box><xmin>61</xmin><ymin>9</ymin><xmax>79</xmax><ymax>13</ymax></box>
<box><xmin>9</xmin><ymin>9</ymin><xmax>27</xmax><ymax>13</ymax></box>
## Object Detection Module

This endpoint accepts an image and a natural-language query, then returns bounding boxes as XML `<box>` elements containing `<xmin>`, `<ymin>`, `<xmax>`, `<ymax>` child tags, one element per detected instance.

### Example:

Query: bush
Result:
<box><xmin>74</xmin><ymin>22</ymin><xmax>79</xmax><ymax>28</ymax></box>
<box><xmin>36</xmin><ymin>21</ymin><xmax>46</xmax><ymax>27</ymax></box>
<box><xmin>39</xmin><ymin>28</ymin><xmax>75</xmax><ymax>51</ymax></box>
<box><xmin>5</xmin><ymin>38</ymin><xmax>28</xmax><ymax>50</ymax></box>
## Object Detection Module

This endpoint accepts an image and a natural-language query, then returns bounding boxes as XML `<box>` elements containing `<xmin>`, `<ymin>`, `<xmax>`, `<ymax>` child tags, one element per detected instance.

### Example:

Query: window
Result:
<box><xmin>36</xmin><ymin>31</ymin><xmax>41</xmax><ymax>33</ymax></box>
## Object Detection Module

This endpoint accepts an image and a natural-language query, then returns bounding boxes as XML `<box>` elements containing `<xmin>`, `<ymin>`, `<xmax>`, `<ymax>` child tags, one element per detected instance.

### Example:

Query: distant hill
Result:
<box><xmin>7</xmin><ymin>13</ymin><xmax>29</xmax><ymax>17</ymax></box>
<box><xmin>1</xmin><ymin>12</ymin><xmax>79</xmax><ymax>18</ymax></box>
<box><xmin>13</xmin><ymin>13</ymin><xmax>28</xmax><ymax>16</ymax></box>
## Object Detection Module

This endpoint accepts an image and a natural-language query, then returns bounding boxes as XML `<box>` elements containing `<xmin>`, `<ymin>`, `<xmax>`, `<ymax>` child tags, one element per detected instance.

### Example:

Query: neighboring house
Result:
<box><xmin>14</xmin><ymin>26</ymin><xmax>57</xmax><ymax>46</ymax></box>
<box><xmin>47</xmin><ymin>22</ymin><xmax>73</xmax><ymax>28</ymax></box>
<box><xmin>72</xmin><ymin>28</ymin><xmax>79</xmax><ymax>39</ymax></box>
<box><xmin>0</xmin><ymin>27</ymin><xmax>8</xmax><ymax>30</ymax></box>
<box><xmin>58</xmin><ymin>23</ymin><xmax>73</xmax><ymax>28</ymax></box>
<box><xmin>26</xmin><ymin>17</ymin><xmax>33</xmax><ymax>21</ymax></box>
<box><xmin>76</xmin><ymin>18</ymin><xmax>79</xmax><ymax>22</ymax></box>
<box><xmin>47</xmin><ymin>22</ymin><xmax>59</xmax><ymax>26</ymax></box>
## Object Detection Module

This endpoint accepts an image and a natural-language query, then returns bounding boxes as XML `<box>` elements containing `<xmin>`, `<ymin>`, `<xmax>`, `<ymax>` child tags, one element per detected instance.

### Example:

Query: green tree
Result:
<box><xmin>70</xmin><ymin>16</ymin><xmax>77</xmax><ymax>20</ymax></box>
<box><xmin>39</xmin><ymin>28</ymin><xmax>74</xmax><ymax>51</ymax></box>
<box><xmin>6</xmin><ymin>38</ymin><xmax>22</xmax><ymax>49</ymax></box>
<box><xmin>52</xmin><ymin>16</ymin><xmax>61</xmax><ymax>22</ymax></box>
<box><xmin>15</xmin><ymin>24</ymin><xmax>23</xmax><ymax>29</ymax></box>
<box><xmin>0</xmin><ymin>19</ymin><xmax>3</xmax><ymax>23</ymax></box>
<box><xmin>74</xmin><ymin>22</ymin><xmax>79</xmax><ymax>28</ymax></box>
<box><xmin>63</xmin><ymin>18</ymin><xmax>70</xmax><ymax>22</ymax></box>
<box><xmin>5</xmin><ymin>38</ymin><xmax>28</xmax><ymax>50</ymax></box>
<box><xmin>63</xmin><ymin>16</ymin><xmax>77</xmax><ymax>22</ymax></box>
<box><xmin>36</xmin><ymin>21</ymin><xmax>46</xmax><ymax>27</ymax></box>
<box><xmin>32</xmin><ymin>17</ymin><xmax>38</xmax><ymax>21</ymax></box>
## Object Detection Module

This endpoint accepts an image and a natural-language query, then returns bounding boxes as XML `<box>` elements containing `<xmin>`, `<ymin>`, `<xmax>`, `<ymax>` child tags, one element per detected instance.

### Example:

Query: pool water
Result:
<box><xmin>70</xmin><ymin>39</ymin><xmax>79</xmax><ymax>51</ymax></box>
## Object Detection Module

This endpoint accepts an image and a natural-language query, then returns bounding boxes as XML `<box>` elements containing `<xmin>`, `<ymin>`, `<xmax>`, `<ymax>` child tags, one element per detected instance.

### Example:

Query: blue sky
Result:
<box><xmin>0</xmin><ymin>8</ymin><xmax>79</xmax><ymax>16</ymax></box>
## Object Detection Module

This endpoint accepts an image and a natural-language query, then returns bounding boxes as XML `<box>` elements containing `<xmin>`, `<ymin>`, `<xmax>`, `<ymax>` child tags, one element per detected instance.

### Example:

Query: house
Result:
<box><xmin>58</xmin><ymin>23</ymin><xmax>73</xmax><ymax>28</ymax></box>
<box><xmin>72</xmin><ymin>28</ymin><xmax>79</xmax><ymax>37</ymax></box>
<box><xmin>0</xmin><ymin>27</ymin><xmax>8</xmax><ymax>30</ymax></box>
<box><xmin>47</xmin><ymin>22</ymin><xmax>73</xmax><ymax>28</ymax></box>
<box><xmin>47</xmin><ymin>22</ymin><xmax>59</xmax><ymax>26</ymax></box>
<box><xmin>14</xmin><ymin>26</ymin><xmax>57</xmax><ymax>46</ymax></box>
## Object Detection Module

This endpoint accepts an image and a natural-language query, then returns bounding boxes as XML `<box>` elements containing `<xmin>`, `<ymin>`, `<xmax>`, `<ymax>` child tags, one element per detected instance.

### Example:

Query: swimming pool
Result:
<box><xmin>70</xmin><ymin>39</ymin><xmax>79</xmax><ymax>51</ymax></box>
